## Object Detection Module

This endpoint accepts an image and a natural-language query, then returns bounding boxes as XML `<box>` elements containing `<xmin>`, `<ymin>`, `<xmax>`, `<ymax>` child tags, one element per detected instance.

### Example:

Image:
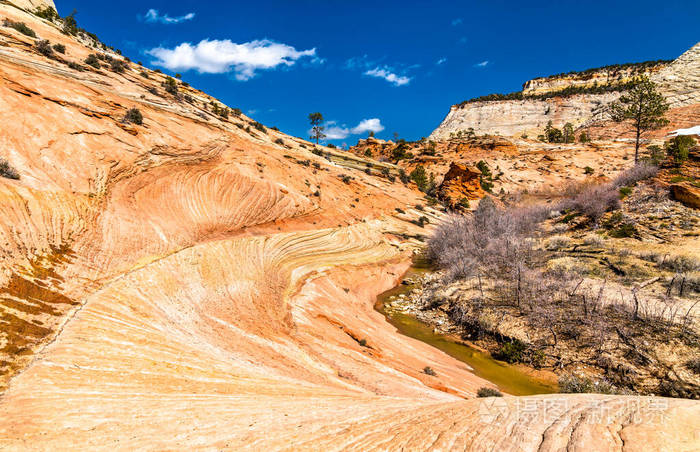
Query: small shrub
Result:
<box><xmin>327</xmin><ymin>143</ymin><xmax>336</xmax><ymax>149</ymax></box>
<box><xmin>0</xmin><ymin>159</ymin><xmax>20</xmax><ymax>180</ymax></box>
<box><xmin>545</xmin><ymin>235</ymin><xmax>571</xmax><ymax>251</ymax></box>
<box><xmin>423</xmin><ymin>366</ymin><xmax>436</xmax><ymax>376</ymax></box>
<box><xmin>583</xmin><ymin>233</ymin><xmax>604</xmax><ymax>247</ymax></box>
<box><xmin>52</xmin><ymin>43</ymin><xmax>66</xmax><ymax>54</ymax></box>
<box><xmin>584</xmin><ymin>166</ymin><xmax>594</xmax><ymax>175</ymax></box>
<box><xmin>123</xmin><ymin>107</ymin><xmax>143</xmax><ymax>125</ymax></box>
<box><xmin>252</xmin><ymin>121</ymin><xmax>267</xmax><ymax>133</ymax></box>
<box><xmin>3</xmin><ymin>19</ymin><xmax>36</xmax><ymax>38</ymax></box>
<box><xmin>110</xmin><ymin>59</ymin><xmax>127</xmax><ymax>73</ymax></box>
<box><xmin>613</xmin><ymin>162</ymin><xmax>658</xmax><ymax>187</ymax></box>
<box><xmin>85</xmin><ymin>54</ymin><xmax>101</xmax><ymax>69</ymax></box>
<box><xmin>67</xmin><ymin>61</ymin><xmax>83</xmax><ymax>71</ymax></box>
<box><xmin>364</xmin><ymin>149</ymin><xmax>372</xmax><ymax>157</ymax></box>
<box><xmin>163</xmin><ymin>76</ymin><xmax>178</xmax><ymax>95</ymax></box>
<box><xmin>274</xmin><ymin>138</ymin><xmax>285</xmax><ymax>146</ymax></box>
<box><xmin>35</xmin><ymin>39</ymin><xmax>53</xmax><ymax>57</ymax></box>
<box><xmin>665</xmin><ymin>135</ymin><xmax>696</xmax><ymax>166</ymax></box>
<box><xmin>618</xmin><ymin>186</ymin><xmax>632</xmax><ymax>198</ymax></box>
<box><xmin>559</xmin><ymin>374</ymin><xmax>618</xmax><ymax>394</ymax></box>
<box><xmin>477</xmin><ymin>387</ymin><xmax>503</xmax><ymax>397</ymax></box>
<box><xmin>608</xmin><ymin>223</ymin><xmax>636</xmax><ymax>238</ymax></box>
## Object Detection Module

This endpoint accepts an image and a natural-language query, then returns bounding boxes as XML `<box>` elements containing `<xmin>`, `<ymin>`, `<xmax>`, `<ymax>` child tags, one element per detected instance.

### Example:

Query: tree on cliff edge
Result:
<box><xmin>608</xmin><ymin>76</ymin><xmax>669</xmax><ymax>163</ymax></box>
<box><xmin>308</xmin><ymin>112</ymin><xmax>326</xmax><ymax>144</ymax></box>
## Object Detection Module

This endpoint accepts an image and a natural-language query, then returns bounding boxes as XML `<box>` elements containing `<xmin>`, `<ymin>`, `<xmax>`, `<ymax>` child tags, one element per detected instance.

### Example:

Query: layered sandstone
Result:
<box><xmin>437</xmin><ymin>162</ymin><xmax>484</xmax><ymax>208</ymax></box>
<box><xmin>430</xmin><ymin>42</ymin><xmax>700</xmax><ymax>140</ymax></box>
<box><xmin>0</xmin><ymin>4</ymin><xmax>698</xmax><ymax>451</ymax></box>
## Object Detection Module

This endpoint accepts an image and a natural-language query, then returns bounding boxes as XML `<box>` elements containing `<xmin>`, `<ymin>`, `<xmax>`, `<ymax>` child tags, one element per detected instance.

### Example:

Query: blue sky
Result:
<box><xmin>56</xmin><ymin>0</ymin><xmax>699</xmax><ymax>144</ymax></box>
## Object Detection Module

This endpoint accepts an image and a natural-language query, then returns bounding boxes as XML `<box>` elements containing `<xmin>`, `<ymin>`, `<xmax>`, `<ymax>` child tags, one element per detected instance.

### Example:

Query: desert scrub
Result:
<box><xmin>423</xmin><ymin>366</ymin><xmax>436</xmax><ymax>376</ymax></box>
<box><xmin>84</xmin><ymin>54</ymin><xmax>101</xmax><ymax>69</ymax></box>
<box><xmin>35</xmin><ymin>40</ymin><xmax>53</xmax><ymax>57</ymax></box>
<box><xmin>558</xmin><ymin>374</ymin><xmax>621</xmax><ymax>394</ymax></box>
<box><xmin>583</xmin><ymin>233</ymin><xmax>604</xmax><ymax>247</ymax></box>
<box><xmin>122</xmin><ymin>108</ymin><xmax>143</xmax><ymax>125</ymax></box>
<box><xmin>545</xmin><ymin>235</ymin><xmax>571</xmax><ymax>250</ymax></box>
<box><xmin>52</xmin><ymin>43</ymin><xmax>66</xmax><ymax>54</ymax></box>
<box><xmin>476</xmin><ymin>387</ymin><xmax>503</xmax><ymax>397</ymax></box>
<box><xmin>0</xmin><ymin>159</ymin><xmax>20</xmax><ymax>179</ymax></box>
<box><xmin>3</xmin><ymin>19</ymin><xmax>36</xmax><ymax>37</ymax></box>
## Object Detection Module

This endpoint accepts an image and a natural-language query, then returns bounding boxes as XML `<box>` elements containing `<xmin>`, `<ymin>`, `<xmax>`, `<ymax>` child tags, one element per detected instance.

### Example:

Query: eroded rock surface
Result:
<box><xmin>0</xmin><ymin>5</ymin><xmax>698</xmax><ymax>451</ymax></box>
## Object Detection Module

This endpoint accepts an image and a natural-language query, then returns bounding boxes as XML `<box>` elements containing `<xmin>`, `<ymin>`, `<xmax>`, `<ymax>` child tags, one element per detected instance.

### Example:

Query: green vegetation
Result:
<box><xmin>423</xmin><ymin>366</ymin><xmax>436</xmax><ymax>376</ymax></box>
<box><xmin>476</xmin><ymin>160</ymin><xmax>494</xmax><ymax>192</ymax></box>
<box><xmin>3</xmin><ymin>19</ymin><xmax>36</xmax><ymax>37</ymax></box>
<box><xmin>35</xmin><ymin>40</ymin><xmax>53</xmax><ymax>57</ymax></box>
<box><xmin>123</xmin><ymin>108</ymin><xmax>143</xmax><ymax>125</ymax></box>
<box><xmin>665</xmin><ymin>135</ymin><xmax>696</xmax><ymax>167</ymax></box>
<box><xmin>308</xmin><ymin>112</ymin><xmax>325</xmax><ymax>144</ymax></box>
<box><xmin>84</xmin><ymin>54</ymin><xmax>100</xmax><ymax>69</ymax></box>
<box><xmin>476</xmin><ymin>387</ymin><xmax>503</xmax><ymax>397</ymax></box>
<box><xmin>493</xmin><ymin>340</ymin><xmax>526</xmax><ymax>364</ymax></box>
<box><xmin>163</xmin><ymin>76</ymin><xmax>178</xmax><ymax>95</ymax></box>
<box><xmin>579</xmin><ymin>131</ymin><xmax>589</xmax><ymax>143</ymax></box>
<box><xmin>584</xmin><ymin>166</ymin><xmax>594</xmax><ymax>175</ymax></box>
<box><xmin>608</xmin><ymin>76</ymin><xmax>669</xmax><ymax>162</ymax></box>
<box><xmin>458</xmin><ymin>81</ymin><xmax>636</xmax><ymax>106</ymax></box>
<box><xmin>33</xmin><ymin>6</ymin><xmax>60</xmax><ymax>22</ymax></box>
<box><xmin>52</xmin><ymin>43</ymin><xmax>66</xmax><ymax>54</ymax></box>
<box><xmin>563</xmin><ymin>122</ymin><xmax>575</xmax><ymax>143</ymax></box>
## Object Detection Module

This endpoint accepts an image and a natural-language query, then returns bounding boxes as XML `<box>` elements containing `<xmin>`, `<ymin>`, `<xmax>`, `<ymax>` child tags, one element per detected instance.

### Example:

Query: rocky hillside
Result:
<box><xmin>0</xmin><ymin>3</ymin><xmax>698</xmax><ymax>450</ymax></box>
<box><xmin>430</xmin><ymin>42</ymin><xmax>700</xmax><ymax>140</ymax></box>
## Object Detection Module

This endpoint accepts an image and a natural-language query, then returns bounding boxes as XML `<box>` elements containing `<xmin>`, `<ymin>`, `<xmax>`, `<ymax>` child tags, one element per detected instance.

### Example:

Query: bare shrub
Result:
<box><xmin>35</xmin><ymin>39</ymin><xmax>53</xmax><ymax>57</ymax></box>
<box><xmin>545</xmin><ymin>235</ymin><xmax>570</xmax><ymax>250</ymax></box>
<box><xmin>613</xmin><ymin>162</ymin><xmax>658</xmax><ymax>188</ymax></box>
<box><xmin>583</xmin><ymin>233</ymin><xmax>604</xmax><ymax>247</ymax></box>
<box><xmin>558</xmin><ymin>183</ymin><xmax>620</xmax><ymax>223</ymax></box>
<box><xmin>558</xmin><ymin>374</ymin><xmax>620</xmax><ymax>394</ymax></box>
<box><xmin>428</xmin><ymin>198</ymin><xmax>549</xmax><ymax>282</ymax></box>
<box><xmin>122</xmin><ymin>108</ymin><xmax>143</xmax><ymax>125</ymax></box>
<box><xmin>687</xmin><ymin>358</ymin><xmax>700</xmax><ymax>375</ymax></box>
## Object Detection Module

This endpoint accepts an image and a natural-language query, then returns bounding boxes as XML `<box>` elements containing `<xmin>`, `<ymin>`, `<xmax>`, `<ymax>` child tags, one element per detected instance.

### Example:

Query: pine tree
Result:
<box><xmin>308</xmin><ymin>112</ymin><xmax>325</xmax><ymax>144</ymax></box>
<box><xmin>608</xmin><ymin>76</ymin><xmax>669</xmax><ymax>163</ymax></box>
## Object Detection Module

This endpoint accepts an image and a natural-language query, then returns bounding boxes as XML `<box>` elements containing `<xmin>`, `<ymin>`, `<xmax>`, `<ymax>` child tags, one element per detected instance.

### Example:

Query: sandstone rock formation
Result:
<box><xmin>437</xmin><ymin>162</ymin><xmax>484</xmax><ymax>208</ymax></box>
<box><xmin>430</xmin><ymin>42</ymin><xmax>700</xmax><ymax>140</ymax></box>
<box><xmin>0</xmin><ymin>5</ymin><xmax>698</xmax><ymax>451</ymax></box>
<box><xmin>671</xmin><ymin>182</ymin><xmax>700</xmax><ymax>209</ymax></box>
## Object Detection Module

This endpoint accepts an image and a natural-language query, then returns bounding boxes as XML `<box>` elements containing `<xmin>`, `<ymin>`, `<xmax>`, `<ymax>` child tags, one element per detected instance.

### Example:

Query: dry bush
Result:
<box><xmin>583</xmin><ymin>233</ymin><xmax>604</xmax><ymax>247</ymax></box>
<box><xmin>545</xmin><ymin>235</ymin><xmax>570</xmax><ymax>250</ymax></box>
<box><xmin>613</xmin><ymin>162</ymin><xmax>658</xmax><ymax>187</ymax></box>
<box><xmin>428</xmin><ymin>197</ymin><xmax>549</xmax><ymax>281</ymax></box>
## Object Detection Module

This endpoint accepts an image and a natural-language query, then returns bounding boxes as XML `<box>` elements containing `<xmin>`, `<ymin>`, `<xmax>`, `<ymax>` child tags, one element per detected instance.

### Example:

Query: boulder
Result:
<box><xmin>437</xmin><ymin>162</ymin><xmax>484</xmax><ymax>208</ymax></box>
<box><xmin>670</xmin><ymin>182</ymin><xmax>700</xmax><ymax>209</ymax></box>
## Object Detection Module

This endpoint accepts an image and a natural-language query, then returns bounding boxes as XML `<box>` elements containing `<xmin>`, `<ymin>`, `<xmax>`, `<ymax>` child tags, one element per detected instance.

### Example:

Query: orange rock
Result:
<box><xmin>437</xmin><ymin>162</ymin><xmax>484</xmax><ymax>208</ymax></box>
<box><xmin>671</xmin><ymin>182</ymin><xmax>700</xmax><ymax>209</ymax></box>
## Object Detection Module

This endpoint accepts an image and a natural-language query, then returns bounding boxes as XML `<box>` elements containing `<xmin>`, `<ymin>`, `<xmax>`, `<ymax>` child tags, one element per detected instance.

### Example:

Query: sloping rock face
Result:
<box><xmin>437</xmin><ymin>162</ymin><xmax>484</xmax><ymax>208</ymax></box>
<box><xmin>671</xmin><ymin>182</ymin><xmax>700</xmax><ymax>209</ymax></box>
<box><xmin>0</xmin><ymin>5</ymin><xmax>698</xmax><ymax>451</ymax></box>
<box><xmin>8</xmin><ymin>0</ymin><xmax>55</xmax><ymax>12</ymax></box>
<box><xmin>430</xmin><ymin>42</ymin><xmax>700</xmax><ymax>140</ymax></box>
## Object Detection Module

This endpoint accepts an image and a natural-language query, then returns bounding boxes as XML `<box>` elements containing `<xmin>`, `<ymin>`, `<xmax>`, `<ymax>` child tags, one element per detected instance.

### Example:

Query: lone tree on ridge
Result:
<box><xmin>308</xmin><ymin>112</ymin><xmax>326</xmax><ymax>144</ymax></box>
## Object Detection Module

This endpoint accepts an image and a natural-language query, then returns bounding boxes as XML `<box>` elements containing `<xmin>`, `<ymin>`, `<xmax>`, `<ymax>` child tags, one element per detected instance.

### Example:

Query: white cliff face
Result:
<box><xmin>651</xmin><ymin>42</ymin><xmax>700</xmax><ymax>108</ymax></box>
<box><xmin>429</xmin><ymin>93</ymin><xmax>619</xmax><ymax>140</ymax></box>
<box><xmin>11</xmin><ymin>0</ymin><xmax>56</xmax><ymax>12</ymax></box>
<box><xmin>430</xmin><ymin>42</ymin><xmax>700</xmax><ymax>140</ymax></box>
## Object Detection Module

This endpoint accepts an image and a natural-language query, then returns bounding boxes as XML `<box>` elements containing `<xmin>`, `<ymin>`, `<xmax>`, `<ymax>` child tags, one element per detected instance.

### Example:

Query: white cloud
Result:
<box><xmin>351</xmin><ymin>118</ymin><xmax>384</xmax><ymax>134</ymax></box>
<box><xmin>436</xmin><ymin>57</ymin><xmax>447</xmax><ymax>65</ymax></box>
<box><xmin>451</xmin><ymin>18</ymin><xmax>463</xmax><ymax>26</ymax></box>
<box><xmin>364</xmin><ymin>67</ymin><xmax>411</xmax><ymax>86</ymax></box>
<box><xmin>143</xmin><ymin>9</ymin><xmax>195</xmax><ymax>24</ymax></box>
<box><xmin>324</xmin><ymin>126</ymin><xmax>351</xmax><ymax>140</ymax></box>
<box><xmin>309</xmin><ymin>118</ymin><xmax>385</xmax><ymax>141</ymax></box>
<box><xmin>474</xmin><ymin>60</ymin><xmax>489</xmax><ymax>68</ymax></box>
<box><xmin>146</xmin><ymin>39</ymin><xmax>317</xmax><ymax>80</ymax></box>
